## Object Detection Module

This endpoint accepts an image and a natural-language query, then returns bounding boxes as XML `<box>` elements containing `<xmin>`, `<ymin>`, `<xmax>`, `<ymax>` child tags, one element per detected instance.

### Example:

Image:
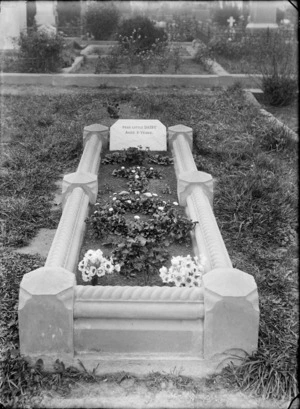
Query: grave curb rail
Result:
<box><xmin>243</xmin><ymin>89</ymin><xmax>299</xmax><ymax>143</ymax></box>
<box><xmin>18</xmin><ymin>123</ymin><xmax>259</xmax><ymax>375</ymax></box>
<box><xmin>1</xmin><ymin>72</ymin><xmax>262</xmax><ymax>89</ymax></box>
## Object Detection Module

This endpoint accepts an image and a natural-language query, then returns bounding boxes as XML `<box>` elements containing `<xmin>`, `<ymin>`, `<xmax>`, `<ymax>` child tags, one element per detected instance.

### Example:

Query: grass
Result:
<box><xmin>0</xmin><ymin>85</ymin><xmax>298</xmax><ymax>407</ymax></box>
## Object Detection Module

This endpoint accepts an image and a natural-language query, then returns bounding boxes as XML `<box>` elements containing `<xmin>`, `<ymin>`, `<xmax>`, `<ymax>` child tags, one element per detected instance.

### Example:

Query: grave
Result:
<box><xmin>18</xmin><ymin>122</ymin><xmax>259</xmax><ymax>377</ymax></box>
<box><xmin>110</xmin><ymin>119</ymin><xmax>167</xmax><ymax>151</ymax></box>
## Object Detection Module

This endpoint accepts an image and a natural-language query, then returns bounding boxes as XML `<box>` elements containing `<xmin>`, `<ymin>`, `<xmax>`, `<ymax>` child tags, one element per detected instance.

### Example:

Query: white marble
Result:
<box><xmin>110</xmin><ymin>120</ymin><xmax>167</xmax><ymax>151</ymax></box>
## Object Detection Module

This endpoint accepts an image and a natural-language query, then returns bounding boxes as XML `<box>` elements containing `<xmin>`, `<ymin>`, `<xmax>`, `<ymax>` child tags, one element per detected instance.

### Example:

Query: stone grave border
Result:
<box><xmin>18</xmin><ymin>123</ymin><xmax>259</xmax><ymax>377</ymax></box>
<box><xmin>1</xmin><ymin>41</ymin><xmax>262</xmax><ymax>88</ymax></box>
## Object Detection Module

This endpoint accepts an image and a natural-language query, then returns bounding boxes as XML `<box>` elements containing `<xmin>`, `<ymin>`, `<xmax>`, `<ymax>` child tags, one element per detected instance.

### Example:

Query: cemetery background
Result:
<box><xmin>0</xmin><ymin>1</ymin><xmax>298</xmax><ymax>408</ymax></box>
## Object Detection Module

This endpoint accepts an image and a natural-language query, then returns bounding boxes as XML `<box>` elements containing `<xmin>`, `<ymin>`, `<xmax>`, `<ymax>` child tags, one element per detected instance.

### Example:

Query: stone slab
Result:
<box><xmin>110</xmin><ymin>119</ymin><xmax>167</xmax><ymax>151</ymax></box>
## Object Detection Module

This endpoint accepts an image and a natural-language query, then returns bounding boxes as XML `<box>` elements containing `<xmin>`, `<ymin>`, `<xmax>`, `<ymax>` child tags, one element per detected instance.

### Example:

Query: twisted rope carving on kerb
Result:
<box><xmin>46</xmin><ymin>187</ymin><xmax>89</xmax><ymax>270</ymax></box>
<box><xmin>187</xmin><ymin>186</ymin><xmax>232</xmax><ymax>272</ymax></box>
<box><xmin>75</xmin><ymin>285</ymin><xmax>204</xmax><ymax>302</ymax></box>
<box><xmin>77</xmin><ymin>134</ymin><xmax>103</xmax><ymax>175</ymax></box>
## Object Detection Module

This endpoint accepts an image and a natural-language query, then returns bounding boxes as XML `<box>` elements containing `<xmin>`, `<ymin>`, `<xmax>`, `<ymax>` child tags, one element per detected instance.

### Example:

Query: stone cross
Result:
<box><xmin>227</xmin><ymin>16</ymin><xmax>236</xmax><ymax>28</ymax></box>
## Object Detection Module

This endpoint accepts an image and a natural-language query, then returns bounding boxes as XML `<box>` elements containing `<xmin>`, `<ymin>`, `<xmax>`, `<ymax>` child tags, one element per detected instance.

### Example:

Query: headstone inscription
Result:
<box><xmin>110</xmin><ymin>120</ymin><xmax>167</xmax><ymax>151</ymax></box>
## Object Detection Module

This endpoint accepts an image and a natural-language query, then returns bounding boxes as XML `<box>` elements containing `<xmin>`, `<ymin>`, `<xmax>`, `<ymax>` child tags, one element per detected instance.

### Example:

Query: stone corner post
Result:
<box><xmin>177</xmin><ymin>170</ymin><xmax>214</xmax><ymax>207</ymax></box>
<box><xmin>202</xmin><ymin>268</ymin><xmax>259</xmax><ymax>359</ymax></box>
<box><xmin>18</xmin><ymin>266</ymin><xmax>75</xmax><ymax>357</ymax></box>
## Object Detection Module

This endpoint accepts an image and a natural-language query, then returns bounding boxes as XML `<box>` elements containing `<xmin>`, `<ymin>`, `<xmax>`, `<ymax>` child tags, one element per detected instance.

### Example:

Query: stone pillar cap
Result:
<box><xmin>83</xmin><ymin>124</ymin><xmax>109</xmax><ymax>133</ymax></box>
<box><xmin>20</xmin><ymin>267</ymin><xmax>75</xmax><ymax>295</ymax></box>
<box><xmin>203</xmin><ymin>268</ymin><xmax>257</xmax><ymax>297</ymax></box>
<box><xmin>168</xmin><ymin>124</ymin><xmax>193</xmax><ymax>134</ymax></box>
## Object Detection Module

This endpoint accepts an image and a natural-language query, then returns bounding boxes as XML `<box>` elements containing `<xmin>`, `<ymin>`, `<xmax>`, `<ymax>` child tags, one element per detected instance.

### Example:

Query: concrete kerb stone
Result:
<box><xmin>61</xmin><ymin>56</ymin><xmax>85</xmax><ymax>74</ymax></box>
<box><xmin>259</xmin><ymin>109</ymin><xmax>298</xmax><ymax>143</ymax></box>
<box><xmin>177</xmin><ymin>170</ymin><xmax>213</xmax><ymax>207</ymax></box>
<box><xmin>18</xmin><ymin>266</ymin><xmax>75</xmax><ymax>356</ymax></box>
<box><xmin>168</xmin><ymin>124</ymin><xmax>232</xmax><ymax>273</ymax></box>
<box><xmin>243</xmin><ymin>90</ymin><xmax>298</xmax><ymax>143</ymax></box>
<box><xmin>203</xmin><ymin>268</ymin><xmax>259</xmax><ymax>359</ymax></box>
<box><xmin>1</xmin><ymin>72</ymin><xmax>261</xmax><ymax>89</ymax></box>
<box><xmin>62</xmin><ymin>171</ymin><xmax>98</xmax><ymax>207</ymax></box>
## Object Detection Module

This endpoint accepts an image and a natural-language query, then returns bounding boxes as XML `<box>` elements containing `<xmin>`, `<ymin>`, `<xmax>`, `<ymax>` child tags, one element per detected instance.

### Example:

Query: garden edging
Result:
<box><xmin>243</xmin><ymin>89</ymin><xmax>298</xmax><ymax>143</ymax></box>
<box><xmin>18</xmin><ymin>123</ymin><xmax>259</xmax><ymax>377</ymax></box>
<box><xmin>0</xmin><ymin>72</ymin><xmax>262</xmax><ymax>88</ymax></box>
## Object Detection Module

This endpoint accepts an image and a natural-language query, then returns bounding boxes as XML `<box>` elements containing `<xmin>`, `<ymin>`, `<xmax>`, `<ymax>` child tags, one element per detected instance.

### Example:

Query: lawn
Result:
<box><xmin>0</xmin><ymin>85</ymin><xmax>298</xmax><ymax>407</ymax></box>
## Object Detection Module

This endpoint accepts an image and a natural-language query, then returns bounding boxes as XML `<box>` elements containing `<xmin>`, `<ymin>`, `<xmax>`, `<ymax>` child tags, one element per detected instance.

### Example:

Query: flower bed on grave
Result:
<box><xmin>76</xmin><ymin>148</ymin><xmax>205</xmax><ymax>287</ymax></box>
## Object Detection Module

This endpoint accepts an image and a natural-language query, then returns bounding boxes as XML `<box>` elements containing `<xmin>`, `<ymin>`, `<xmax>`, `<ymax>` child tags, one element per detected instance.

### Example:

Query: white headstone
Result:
<box><xmin>110</xmin><ymin>120</ymin><xmax>167</xmax><ymax>151</ymax></box>
<box><xmin>35</xmin><ymin>0</ymin><xmax>57</xmax><ymax>33</ymax></box>
<box><xmin>0</xmin><ymin>1</ymin><xmax>27</xmax><ymax>50</ymax></box>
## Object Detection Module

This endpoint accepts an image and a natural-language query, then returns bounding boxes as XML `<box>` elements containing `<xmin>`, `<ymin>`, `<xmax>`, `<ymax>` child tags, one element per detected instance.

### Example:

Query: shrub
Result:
<box><xmin>17</xmin><ymin>29</ymin><xmax>65</xmax><ymax>73</ymax></box>
<box><xmin>117</xmin><ymin>16</ymin><xmax>168</xmax><ymax>54</ymax></box>
<box><xmin>85</xmin><ymin>2</ymin><xmax>120</xmax><ymax>40</ymax></box>
<box><xmin>262</xmin><ymin>75</ymin><xmax>297</xmax><ymax>107</ymax></box>
<box><xmin>192</xmin><ymin>41</ymin><xmax>213</xmax><ymax>71</ymax></box>
<box><xmin>95</xmin><ymin>46</ymin><xmax>121</xmax><ymax>73</ymax></box>
<box><xmin>255</xmin><ymin>31</ymin><xmax>298</xmax><ymax>106</ymax></box>
<box><xmin>212</xmin><ymin>4</ymin><xmax>241</xmax><ymax>26</ymax></box>
<box><xmin>208</xmin><ymin>36</ymin><xmax>248</xmax><ymax>59</ymax></box>
<box><xmin>168</xmin><ymin>16</ymin><xmax>202</xmax><ymax>42</ymax></box>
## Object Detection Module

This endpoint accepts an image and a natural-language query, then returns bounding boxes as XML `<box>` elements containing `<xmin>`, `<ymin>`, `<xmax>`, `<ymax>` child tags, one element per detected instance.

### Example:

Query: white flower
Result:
<box><xmin>137</xmin><ymin>166</ymin><xmax>140</xmax><ymax>169</ymax></box>
<box><xmin>97</xmin><ymin>266</ymin><xmax>106</xmax><ymax>277</ymax></box>
<box><xmin>121</xmin><ymin>166</ymin><xmax>125</xmax><ymax>170</ymax></box>
<box><xmin>85</xmin><ymin>249</ymin><xmax>95</xmax><ymax>258</ymax></box>
<box><xmin>144</xmin><ymin>192</ymin><xmax>152</xmax><ymax>197</ymax></box>
<box><xmin>109</xmin><ymin>207</ymin><xmax>113</xmax><ymax>212</ymax></box>
<box><xmin>173</xmin><ymin>201</ymin><xmax>179</xmax><ymax>206</ymax></box>
<box><xmin>171</xmin><ymin>258</ymin><xmax>180</xmax><ymax>267</ymax></box>
<box><xmin>135</xmin><ymin>191</ymin><xmax>140</xmax><ymax>195</ymax></box>
<box><xmin>126</xmin><ymin>200</ymin><xmax>132</xmax><ymax>204</ymax></box>
<box><xmin>82</xmin><ymin>271</ymin><xmax>91</xmax><ymax>282</ymax></box>
<box><xmin>113</xmin><ymin>197</ymin><xmax>117</xmax><ymax>201</ymax></box>
<box><xmin>135</xmin><ymin>175</ymin><xmax>139</xmax><ymax>179</ymax></box>
<box><xmin>150</xmin><ymin>167</ymin><xmax>153</xmax><ymax>170</ymax></box>
<box><xmin>134</xmin><ymin>215</ymin><xmax>140</xmax><ymax>220</ymax></box>
<box><xmin>132</xmin><ymin>170</ymin><xmax>136</xmax><ymax>173</ymax></box>
<box><xmin>158</xmin><ymin>206</ymin><xmax>164</xmax><ymax>211</ymax></box>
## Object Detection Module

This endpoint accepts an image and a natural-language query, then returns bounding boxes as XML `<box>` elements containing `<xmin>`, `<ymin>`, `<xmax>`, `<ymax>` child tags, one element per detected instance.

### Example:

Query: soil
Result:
<box><xmin>77</xmin><ymin>152</ymin><xmax>195</xmax><ymax>287</ymax></box>
<box><xmin>76</xmin><ymin>56</ymin><xmax>210</xmax><ymax>75</ymax></box>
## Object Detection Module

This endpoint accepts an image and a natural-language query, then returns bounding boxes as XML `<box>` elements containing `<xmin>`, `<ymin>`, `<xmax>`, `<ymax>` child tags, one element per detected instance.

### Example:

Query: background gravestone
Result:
<box><xmin>0</xmin><ymin>1</ymin><xmax>27</xmax><ymax>50</ymax></box>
